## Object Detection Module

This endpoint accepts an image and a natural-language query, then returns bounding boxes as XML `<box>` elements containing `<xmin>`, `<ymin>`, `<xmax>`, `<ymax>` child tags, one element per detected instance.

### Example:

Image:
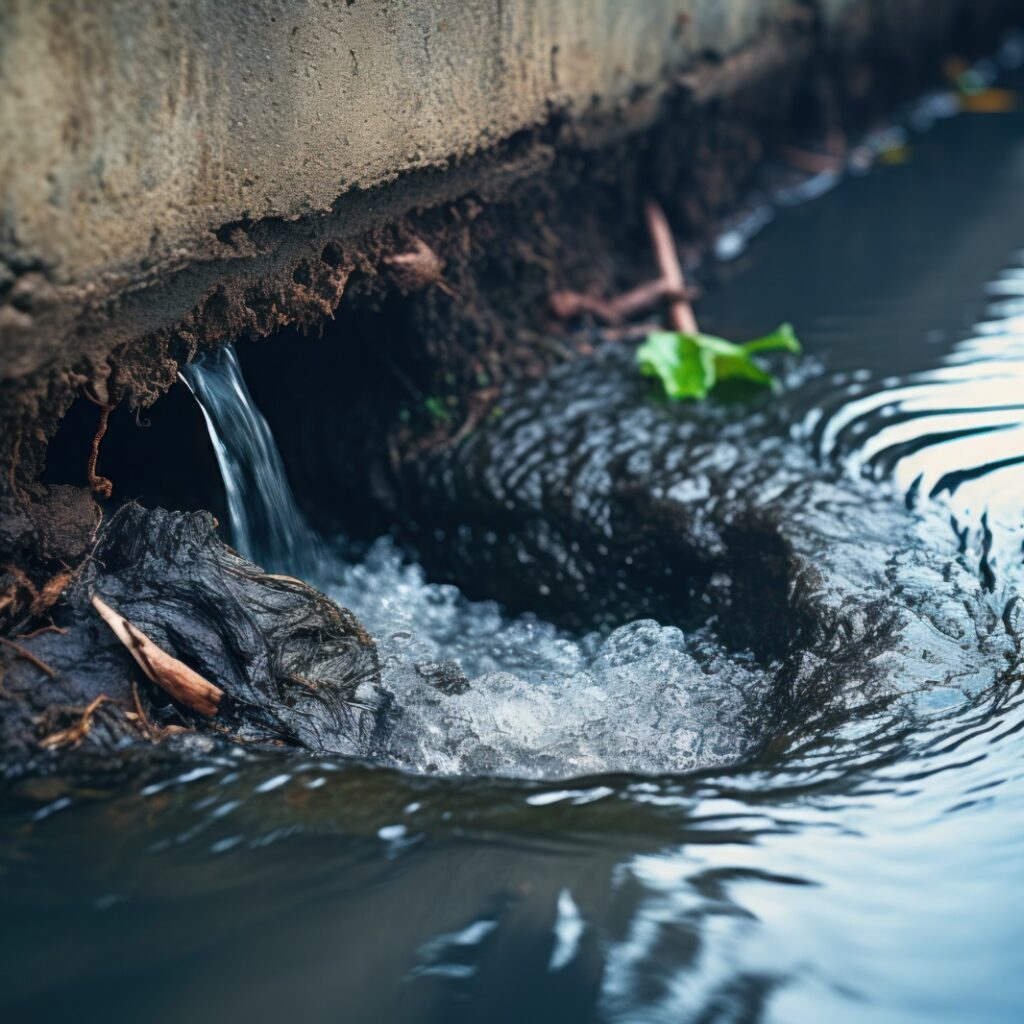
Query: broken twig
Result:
<box><xmin>550</xmin><ymin>201</ymin><xmax>698</xmax><ymax>335</ymax></box>
<box><xmin>39</xmin><ymin>695</ymin><xmax>110</xmax><ymax>749</ymax></box>
<box><xmin>550</xmin><ymin>279</ymin><xmax>690</xmax><ymax>325</ymax></box>
<box><xmin>91</xmin><ymin>595</ymin><xmax>223</xmax><ymax>717</ymax></box>
<box><xmin>0</xmin><ymin>635</ymin><xmax>59</xmax><ymax>678</ymax></box>
<box><xmin>16</xmin><ymin>624</ymin><xmax>68</xmax><ymax>641</ymax></box>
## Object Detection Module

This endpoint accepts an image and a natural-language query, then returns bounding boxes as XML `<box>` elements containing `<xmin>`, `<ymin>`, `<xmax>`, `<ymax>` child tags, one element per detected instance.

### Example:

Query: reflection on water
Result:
<box><xmin>4</xmin><ymin>59</ymin><xmax>1024</xmax><ymax>1024</ymax></box>
<box><xmin>805</xmin><ymin>254</ymin><xmax>1024</xmax><ymax>584</ymax></box>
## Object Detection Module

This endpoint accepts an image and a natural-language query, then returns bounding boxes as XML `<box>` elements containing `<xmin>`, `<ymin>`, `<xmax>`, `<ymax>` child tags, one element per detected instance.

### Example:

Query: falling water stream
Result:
<box><xmin>179</xmin><ymin>346</ymin><xmax>320</xmax><ymax>575</ymax></box>
<box><xmin>4</xmin><ymin>55</ymin><xmax>1024</xmax><ymax>1024</ymax></box>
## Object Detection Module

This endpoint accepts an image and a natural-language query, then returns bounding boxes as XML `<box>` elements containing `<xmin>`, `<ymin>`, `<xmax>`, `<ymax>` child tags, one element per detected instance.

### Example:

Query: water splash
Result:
<box><xmin>180</xmin><ymin>349</ymin><xmax>759</xmax><ymax>779</ymax></box>
<box><xmin>180</xmin><ymin>345</ymin><xmax>319</xmax><ymax>575</ymax></box>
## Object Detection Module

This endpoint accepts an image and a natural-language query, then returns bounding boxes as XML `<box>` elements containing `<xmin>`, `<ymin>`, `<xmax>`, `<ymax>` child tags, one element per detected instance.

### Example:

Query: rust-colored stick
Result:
<box><xmin>87</xmin><ymin>404</ymin><xmax>114</xmax><ymax>499</ymax></box>
<box><xmin>643</xmin><ymin>200</ymin><xmax>698</xmax><ymax>335</ymax></box>
<box><xmin>608</xmin><ymin>278</ymin><xmax>687</xmax><ymax>320</ymax></box>
<box><xmin>550</xmin><ymin>280</ymin><xmax>686</xmax><ymax>326</ymax></box>
<box><xmin>549</xmin><ymin>290</ymin><xmax>622</xmax><ymax>323</ymax></box>
<box><xmin>39</xmin><ymin>695</ymin><xmax>110</xmax><ymax>750</ymax></box>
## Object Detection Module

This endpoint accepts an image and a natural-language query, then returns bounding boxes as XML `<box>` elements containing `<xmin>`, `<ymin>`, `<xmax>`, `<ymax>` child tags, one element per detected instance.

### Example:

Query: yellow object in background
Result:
<box><xmin>959</xmin><ymin>88</ymin><xmax>1019</xmax><ymax>113</ymax></box>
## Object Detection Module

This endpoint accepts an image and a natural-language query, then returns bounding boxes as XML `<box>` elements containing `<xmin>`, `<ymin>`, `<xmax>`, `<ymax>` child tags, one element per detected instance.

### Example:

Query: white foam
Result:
<box><xmin>317</xmin><ymin>539</ymin><xmax>758</xmax><ymax>779</ymax></box>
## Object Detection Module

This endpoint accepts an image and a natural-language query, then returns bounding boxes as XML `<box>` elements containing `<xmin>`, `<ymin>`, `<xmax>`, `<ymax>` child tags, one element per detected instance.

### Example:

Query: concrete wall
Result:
<box><xmin>0</xmin><ymin>1</ymin><xmax>812</xmax><ymax>286</ymax></box>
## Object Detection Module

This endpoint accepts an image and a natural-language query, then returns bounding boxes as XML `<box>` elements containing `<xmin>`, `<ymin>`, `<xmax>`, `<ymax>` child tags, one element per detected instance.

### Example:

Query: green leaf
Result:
<box><xmin>635</xmin><ymin>324</ymin><xmax>802</xmax><ymax>402</ymax></box>
<box><xmin>637</xmin><ymin>331</ymin><xmax>714</xmax><ymax>399</ymax></box>
<box><xmin>740</xmin><ymin>322</ymin><xmax>802</xmax><ymax>355</ymax></box>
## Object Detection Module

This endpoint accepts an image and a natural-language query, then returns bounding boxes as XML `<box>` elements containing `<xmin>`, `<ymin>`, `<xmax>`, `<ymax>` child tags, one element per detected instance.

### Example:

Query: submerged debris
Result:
<box><xmin>0</xmin><ymin>636</ymin><xmax>58</xmax><ymax>679</ymax></box>
<box><xmin>38</xmin><ymin>695</ymin><xmax>110</xmax><ymax>750</ymax></box>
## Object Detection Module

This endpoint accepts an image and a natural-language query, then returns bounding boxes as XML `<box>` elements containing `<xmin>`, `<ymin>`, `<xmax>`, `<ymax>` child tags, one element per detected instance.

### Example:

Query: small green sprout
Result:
<box><xmin>636</xmin><ymin>322</ymin><xmax>802</xmax><ymax>401</ymax></box>
<box><xmin>424</xmin><ymin>396</ymin><xmax>452</xmax><ymax>423</ymax></box>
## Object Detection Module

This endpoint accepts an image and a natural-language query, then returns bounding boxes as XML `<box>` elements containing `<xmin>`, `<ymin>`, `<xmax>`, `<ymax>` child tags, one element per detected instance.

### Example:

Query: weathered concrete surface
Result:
<box><xmin>1</xmin><ymin>0</ymin><xmax>785</xmax><ymax>306</ymax></box>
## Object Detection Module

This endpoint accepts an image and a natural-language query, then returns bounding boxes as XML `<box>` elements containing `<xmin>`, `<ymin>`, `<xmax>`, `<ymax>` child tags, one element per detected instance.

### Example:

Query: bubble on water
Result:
<box><xmin>317</xmin><ymin>539</ymin><xmax>762</xmax><ymax>779</ymax></box>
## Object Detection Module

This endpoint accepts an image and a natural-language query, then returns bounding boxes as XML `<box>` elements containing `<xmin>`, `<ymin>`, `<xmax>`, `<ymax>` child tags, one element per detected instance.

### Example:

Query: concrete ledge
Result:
<box><xmin>1</xmin><ymin>2</ymin><xmax>799</xmax><ymax>294</ymax></box>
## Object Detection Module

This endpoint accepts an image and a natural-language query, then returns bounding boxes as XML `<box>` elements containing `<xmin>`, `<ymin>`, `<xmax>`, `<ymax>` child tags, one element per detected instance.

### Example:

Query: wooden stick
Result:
<box><xmin>643</xmin><ymin>200</ymin><xmax>698</xmax><ymax>335</ymax></box>
<box><xmin>15</xmin><ymin>624</ymin><xmax>68</xmax><ymax>641</ymax></box>
<box><xmin>609</xmin><ymin>278</ymin><xmax>689</xmax><ymax>320</ymax></box>
<box><xmin>39</xmin><ymin>695</ymin><xmax>110</xmax><ymax>749</ymax></box>
<box><xmin>549</xmin><ymin>290</ymin><xmax>622</xmax><ymax>323</ymax></box>
<box><xmin>550</xmin><ymin>279</ymin><xmax>689</xmax><ymax>326</ymax></box>
<box><xmin>91</xmin><ymin>595</ymin><xmax>223</xmax><ymax>717</ymax></box>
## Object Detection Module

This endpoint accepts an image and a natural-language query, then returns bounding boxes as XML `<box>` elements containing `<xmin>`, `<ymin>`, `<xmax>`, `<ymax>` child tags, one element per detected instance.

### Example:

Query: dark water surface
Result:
<box><xmin>6</xmin><ymin>85</ymin><xmax>1024</xmax><ymax>1022</ymax></box>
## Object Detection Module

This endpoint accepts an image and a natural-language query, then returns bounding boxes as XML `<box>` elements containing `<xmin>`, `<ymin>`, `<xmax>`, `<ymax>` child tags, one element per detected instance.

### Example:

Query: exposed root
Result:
<box><xmin>0</xmin><ymin>635</ymin><xmax>59</xmax><ymax>679</ymax></box>
<box><xmin>5</xmin><ymin>564</ymin><xmax>39</xmax><ymax>607</ymax></box>
<box><xmin>125</xmin><ymin>680</ymin><xmax>192</xmax><ymax>742</ymax></box>
<box><xmin>550</xmin><ymin>202</ymin><xmax>698</xmax><ymax>336</ymax></box>
<box><xmin>16</xmin><ymin>624</ymin><xmax>68</xmax><ymax>641</ymax></box>
<box><xmin>30</xmin><ymin>570</ymin><xmax>73</xmax><ymax>617</ymax></box>
<box><xmin>39</xmin><ymin>695</ymin><xmax>110</xmax><ymax>750</ymax></box>
<box><xmin>91</xmin><ymin>594</ymin><xmax>224</xmax><ymax>717</ymax></box>
<box><xmin>549</xmin><ymin>290</ymin><xmax>623</xmax><ymax>323</ymax></box>
<box><xmin>550</xmin><ymin>279</ymin><xmax>694</xmax><ymax>325</ymax></box>
<box><xmin>86</xmin><ymin>403</ymin><xmax>115</xmax><ymax>499</ymax></box>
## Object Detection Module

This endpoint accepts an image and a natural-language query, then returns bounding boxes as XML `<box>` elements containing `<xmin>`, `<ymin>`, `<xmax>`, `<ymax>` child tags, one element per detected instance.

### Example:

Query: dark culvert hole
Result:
<box><xmin>41</xmin><ymin>380</ymin><xmax>229</xmax><ymax>523</ymax></box>
<box><xmin>237</xmin><ymin>280</ymin><xmax>450</xmax><ymax>538</ymax></box>
<box><xmin>41</xmin><ymin>277</ymin><xmax>452</xmax><ymax>553</ymax></box>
